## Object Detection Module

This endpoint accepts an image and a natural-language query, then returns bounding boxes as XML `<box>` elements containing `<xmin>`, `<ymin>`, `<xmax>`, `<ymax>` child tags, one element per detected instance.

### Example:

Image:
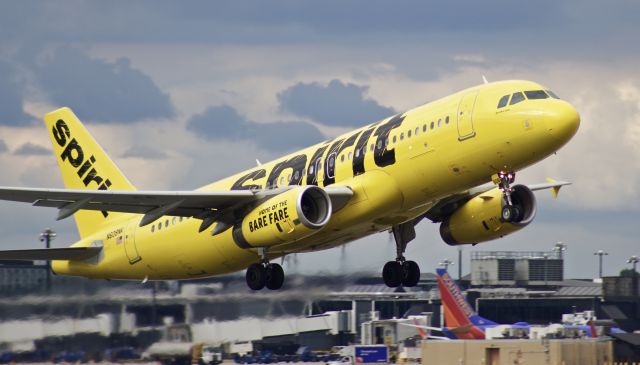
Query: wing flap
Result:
<box><xmin>0</xmin><ymin>247</ymin><xmax>102</xmax><ymax>261</ymax></box>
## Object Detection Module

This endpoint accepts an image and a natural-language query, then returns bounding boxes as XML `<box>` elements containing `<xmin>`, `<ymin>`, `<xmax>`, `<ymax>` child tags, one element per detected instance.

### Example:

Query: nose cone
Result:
<box><xmin>547</xmin><ymin>101</ymin><xmax>580</xmax><ymax>143</ymax></box>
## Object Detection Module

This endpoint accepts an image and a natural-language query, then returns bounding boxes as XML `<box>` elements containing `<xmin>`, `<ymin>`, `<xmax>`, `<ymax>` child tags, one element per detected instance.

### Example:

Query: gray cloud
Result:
<box><xmin>187</xmin><ymin>105</ymin><xmax>324</xmax><ymax>152</ymax></box>
<box><xmin>122</xmin><ymin>145</ymin><xmax>168</xmax><ymax>160</ymax></box>
<box><xmin>278</xmin><ymin>80</ymin><xmax>395</xmax><ymax>127</ymax></box>
<box><xmin>34</xmin><ymin>46</ymin><xmax>174</xmax><ymax>123</ymax></box>
<box><xmin>13</xmin><ymin>143</ymin><xmax>50</xmax><ymax>156</ymax></box>
<box><xmin>0</xmin><ymin>60</ymin><xmax>33</xmax><ymax>126</ymax></box>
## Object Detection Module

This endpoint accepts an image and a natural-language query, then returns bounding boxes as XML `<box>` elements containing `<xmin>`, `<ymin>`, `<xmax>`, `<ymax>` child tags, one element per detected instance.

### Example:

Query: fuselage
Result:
<box><xmin>52</xmin><ymin>80</ymin><xmax>580</xmax><ymax>280</ymax></box>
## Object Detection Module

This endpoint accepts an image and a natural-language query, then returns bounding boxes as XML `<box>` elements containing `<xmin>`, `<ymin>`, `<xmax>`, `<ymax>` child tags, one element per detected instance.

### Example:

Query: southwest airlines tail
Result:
<box><xmin>44</xmin><ymin>108</ymin><xmax>136</xmax><ymax>238</ymax></box>
<box><xmin>436</xmin><ymin>268</ymin><xmax>496</xmax><ymax>339</ymax></box>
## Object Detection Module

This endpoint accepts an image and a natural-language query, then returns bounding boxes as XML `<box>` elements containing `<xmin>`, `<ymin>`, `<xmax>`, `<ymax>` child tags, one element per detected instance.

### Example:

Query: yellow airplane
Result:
<box><xmin>0</xmin><ymin>80</ymin><xmax>579</xmax><ymax>290</ymax></box>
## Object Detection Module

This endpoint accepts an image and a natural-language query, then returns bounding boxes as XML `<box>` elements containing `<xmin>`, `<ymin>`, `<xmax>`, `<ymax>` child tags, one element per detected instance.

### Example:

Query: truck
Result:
<box><xmin>144</xmin><ymin>342</ymin><xmax>223</xmax><ymax>365</ymax></box>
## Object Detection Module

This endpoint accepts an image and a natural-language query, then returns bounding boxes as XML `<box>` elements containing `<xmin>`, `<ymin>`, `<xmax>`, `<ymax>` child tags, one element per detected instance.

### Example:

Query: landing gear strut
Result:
<box><xmin>245</xmin><ymin>248</ymin><xmax>285</xmax><ymax>290</ymax></box>
<box><xmin>382</xmin><ymin>223</ymin><xmax>421</xmax><ymax>288</ymax></box>
<box><xmin>495</xmin><ymin>171</ymin><xmax>521</xmax><ymax>223</ymax></box>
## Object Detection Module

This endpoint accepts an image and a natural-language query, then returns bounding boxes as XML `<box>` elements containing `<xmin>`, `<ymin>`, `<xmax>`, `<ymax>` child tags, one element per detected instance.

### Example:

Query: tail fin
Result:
<box><xmin>44</xmin><ymin>107</ymin><xmax>136</xmax><ymax>238</ymax></box>
<box><xmin>436</xmin><ymin>268</ymin><xmax>497</xmax><ymax>329</ymax></box>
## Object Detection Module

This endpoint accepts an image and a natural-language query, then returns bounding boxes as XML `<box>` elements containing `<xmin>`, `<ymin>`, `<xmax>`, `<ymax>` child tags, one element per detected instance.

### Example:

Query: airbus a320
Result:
<box><xmin>0</xmin><ymin>80</ymin><xmax>579</xmax><ymax>290</ymax></box>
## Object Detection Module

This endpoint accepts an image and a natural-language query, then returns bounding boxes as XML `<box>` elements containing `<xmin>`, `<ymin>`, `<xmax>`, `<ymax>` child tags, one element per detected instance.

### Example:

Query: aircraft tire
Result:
<box><xmin>501</xmin><ymin>205</ymin><xmax>520</xmax><ymax>223</ymax></box>
<box><xmin>402</xmin><ymin>260</ymin><xmax>420</xmax><ymax>287</ymax></box>
<box><xmin>265</xmin><ymin>263</ymin><xmax>285</xmax><ymax>290</ymax></box>
<box><xmin>246</xmin><ymin>263</ymin><xmax>266</xmax><ymax>290</ymax></box>
<box><xmin>382</xmin><ymin>261</ymin><xmax>402</xmax><ymax>287</ymax></box>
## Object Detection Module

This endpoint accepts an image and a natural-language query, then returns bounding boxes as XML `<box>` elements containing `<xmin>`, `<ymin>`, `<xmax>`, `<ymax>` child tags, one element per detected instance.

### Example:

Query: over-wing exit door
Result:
<box><xmin>457</xmin><ymin>91</ymin><xmax>478</xmax><ymax>141</ymax></box>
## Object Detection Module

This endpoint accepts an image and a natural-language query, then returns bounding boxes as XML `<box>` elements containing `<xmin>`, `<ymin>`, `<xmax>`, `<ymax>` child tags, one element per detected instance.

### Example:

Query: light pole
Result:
<box><xmin>593</xmin><ymin>250</ymin><xmax>608</xmax><ymax>278</ymax></box>
<box><xmin>439</xmin><ymin>259</ymin><xmax>455</xmax><ymax>271</ymax></box>
<box><xmin>628</xmin><ymin>255</ymin><xmax>640</xmax><ymax>297</ymax></box>
<box><xmin>553</xmin><ymin>242</ymin><xmax>567</xmax><ymax>259</ymax></box>
<box><xmin>543</xmin><ymin>253</ymin><xmax>549</xmax><ymax>286</ymax></box>
<box><xmin>39</xmin><ymin>228</ymin><xmax>56</xmax><ymax>293</ymax></box>
<box><xmin>627</xmin><ymin>255</ymin><xmax>639</xmax><ymax>275</ymax></box>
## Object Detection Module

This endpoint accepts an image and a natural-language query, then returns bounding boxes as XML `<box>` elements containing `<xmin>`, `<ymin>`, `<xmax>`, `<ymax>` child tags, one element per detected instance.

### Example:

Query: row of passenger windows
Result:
<box><xmin>150</xmin><ymin>216</ymin><xmax>186</xmax><ymax>233</ymax></box>
<box><xmin>497</xmin><ymin>90</ymin><xmax>560</xmax><ymax>108</ymax></box>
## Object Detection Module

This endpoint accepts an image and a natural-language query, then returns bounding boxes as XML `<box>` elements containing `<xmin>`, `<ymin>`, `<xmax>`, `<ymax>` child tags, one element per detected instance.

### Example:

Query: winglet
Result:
<box><xmin>545</xmin><ymin>178</ymin><xmax>563</xmax><ymax>199</ymax></box>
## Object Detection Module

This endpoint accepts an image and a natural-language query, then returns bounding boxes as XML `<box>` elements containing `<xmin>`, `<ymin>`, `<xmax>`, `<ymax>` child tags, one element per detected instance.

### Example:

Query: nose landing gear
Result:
<box><xmin>382</xmin><ymin>223</ymin><xmax>421</xmax><ymax>288</ymax></box>
<box><xmin>494</xmin><ymin>171</ymin><xmax>521</xmax><ymax>223</ymax></box>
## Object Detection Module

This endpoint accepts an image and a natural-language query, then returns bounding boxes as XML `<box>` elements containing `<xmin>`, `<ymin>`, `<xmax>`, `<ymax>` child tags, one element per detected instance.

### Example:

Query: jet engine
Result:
<box><xmin>232</xmin><ymin>186</ymin><xmax>332</xmax><ymax>248</ymax></box>
<box><xmin>440</xmin><ymin>185</ymin><xmax>536</xmax><ymax>245</ymax></box>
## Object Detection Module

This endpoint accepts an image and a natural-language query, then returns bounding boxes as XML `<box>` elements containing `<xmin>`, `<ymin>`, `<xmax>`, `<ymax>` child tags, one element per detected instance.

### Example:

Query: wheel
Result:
<box><xmin>402</xmin><ymin>260</ymin><xmax>420</xmax><ymax>287</ymax></box>
<box><xmin>265</xmin><ymin>263</ymin><xmax>285</xmax><ymax>290</ymax></box>
<box><xmin>382</xmin><ymin>261</ymin><xmax>402</xmax><ymax>287</ymax></box>
<box><xmin>501</xmin><ymin>205</ymin><xmax>520</xmax><ymax>222</ymax></box>
<box><xmin>246</xmin><ymin>263</ymin><xmax>266</xmax><ymax>290</ymax></box>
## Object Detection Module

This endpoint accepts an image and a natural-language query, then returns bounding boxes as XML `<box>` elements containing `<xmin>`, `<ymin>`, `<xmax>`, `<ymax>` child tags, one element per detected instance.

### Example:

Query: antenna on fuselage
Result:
<box><xmin>256</xmin><ymin>159</ymin><xmax>262</xmax><ymax>166</ymax></box>
<box><xmin>482</xmin><ymin>75</ymin><xmax>489</xmax><ymax>84</ymax></box>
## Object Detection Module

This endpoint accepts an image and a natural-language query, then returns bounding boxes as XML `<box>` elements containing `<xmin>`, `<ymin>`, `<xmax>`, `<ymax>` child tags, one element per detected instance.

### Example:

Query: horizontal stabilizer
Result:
<box><xmin>0</xmin><ymin>247</ymin><xmax>101</xmax><ymax>261</ymax></box>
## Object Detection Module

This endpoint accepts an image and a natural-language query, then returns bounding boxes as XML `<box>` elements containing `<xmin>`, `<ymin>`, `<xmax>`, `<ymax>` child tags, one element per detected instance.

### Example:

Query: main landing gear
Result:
<box><xmin>245</xmin><ymin>248</ymin><xmax>285</xmax><ymax>290</ymax></box>
<box><xmin>382</xmin><ymin>223</ymin><xmax>421</xmax><ymax>288</ymax></box>
<box><xmin>495</xmin><ymin>171</ymin><xmax>521</xmax><ymax>223</ymax></box>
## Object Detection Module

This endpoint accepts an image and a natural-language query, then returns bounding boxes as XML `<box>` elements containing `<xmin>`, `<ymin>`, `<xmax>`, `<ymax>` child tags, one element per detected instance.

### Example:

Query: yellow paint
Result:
<box><xmin>49</xmin><ymin>80</ymin><xmax>579</xmax><ymax>280</ymax></box>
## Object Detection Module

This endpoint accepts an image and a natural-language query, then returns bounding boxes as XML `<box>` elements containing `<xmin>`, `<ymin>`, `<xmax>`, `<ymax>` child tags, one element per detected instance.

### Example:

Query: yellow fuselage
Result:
<box><xmin>52</xmin><ymin>80</ymin><xmax>579</xmax><ymax>280</ymax></box>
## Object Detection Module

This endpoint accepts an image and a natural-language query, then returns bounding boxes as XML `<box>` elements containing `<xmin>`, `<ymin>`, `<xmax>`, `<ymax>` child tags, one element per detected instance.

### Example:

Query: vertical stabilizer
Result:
<box><xmin>44</xmin><ymin>107</ymin><xmax>136</xmax><ymax>238</ymax></box>
<box><xmin>436</xmin><ymin>268</ymin><xmax>497</xmax><ymax>331</ymax></box>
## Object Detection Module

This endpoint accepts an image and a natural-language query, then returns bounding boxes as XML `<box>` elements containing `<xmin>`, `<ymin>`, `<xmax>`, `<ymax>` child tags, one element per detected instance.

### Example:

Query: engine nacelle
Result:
<box><xmin>440</xmin><ymin>185</ymin><xmax>536</xmax><ymax>245</ymax></box>
<box><xmin>232</xmin><ymin>186</ymin><xmax>332</xmax><ymax>248</ymax></box>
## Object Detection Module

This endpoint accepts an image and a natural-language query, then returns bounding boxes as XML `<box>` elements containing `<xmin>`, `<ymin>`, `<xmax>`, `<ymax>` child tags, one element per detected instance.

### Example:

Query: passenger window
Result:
<box><xmin>408</xmin><ymin>130</ymin><xmax>412</xmax><ymax>138</ymax></box>
<box><xmin>445</xmin><ymin>116</ymin><xmax>450</xmax><ymax>124</ymax></box>
<box><xmin>438</xmin><ymin>118</ymin><xmax>442</xmax><ymax>127</ymax></box>
<box><xmin>423</xmin><ymin>124</ymin><xmax>427</xmax><ymax>132</ymax></box>
<box><xmin>430</xmin><ymin>121</ymin><xmax>435</xmax><ymax>129</ymax></box>
<box><xmin>400</xmin><ymin>132</ymin><xmax>404</xmax><ymax>141</ymax></box>
<box><xmin>392</xmin><ymin>136</ymin><xmax>397</xmax><ymax>144</ymax></box>
<box><xmin>510</xmin><ymin>92</ymin><xmax>525</xmax><ymax>105</ymax></box>
<box><xmin>157</xmin><ymin>223</ymin><xmax>161</xmax><ymax>231</ymax></box>
<box><xmin>280</xmin><ymin>176</ymin><xmax>285</xmax><ymax>185</ymax></box>
<box><xmin>384</xmin><ymin>137</ymin><xmax>389</xmax><ymax>147</ymax></box>
<box><xmin>348</xmin><ymin>151</ymin><xmax>352</xmax><ymax>160</ymax></box>
<box><xmin>172</xmin><ymin>217</ymin><xmax>177</xmax><ymax>225</ymax></box>
<box><xmin>165</xmin><ymin>220</ymin><xmax>169</xmax><ymax>228</ymax></box>
<box><xmin>546</xmin><ymin>90</ymin><xmax>560</xmax><ymax>99</ymax></box>
<box><xmin>415</xmin><ymin>127</ymin><xmax>419</xmax><ymax>135</ymax></box>
<box><xmin>340</xmin><ymin>155</ymin><xmax>345</xmax><ymax>162</ymax></box>
<box><xmin>497</xmin><ymin>95</ymin><xmax>509</xmax><ymax>108</ymax></box>
<box><xmin>180</xmin><ymin>217</ymin><xmax>184</xmax><ymax>222</ymax></box>
<box><xmin>151</xmin><ymin>225</ymin><xmax>155</xmax><ymax>233</ymax></box>
<box><xmin>287</xmin><ymin>174</ymin><xmax>291</xmax><ymax>182</ymax></box>
<box><xmin>524</xmin><ymin>90</ymin><xmax>549</xmax><ymax>99</ymax></box>
<box><xmin>370</xmin><ymin>144</ymin><xmax>374</xmax><ymax>152</ymax></box>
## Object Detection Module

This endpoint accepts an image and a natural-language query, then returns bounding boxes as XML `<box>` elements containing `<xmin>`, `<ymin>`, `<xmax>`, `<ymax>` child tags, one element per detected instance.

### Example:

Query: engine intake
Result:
<box><xmin>440</xmin><ymin>184</ymin><xmax>536</xmax><ymax>245</ymax></box>
<box><xmin>232</xmin><ymin>186</ymin><xmax>332</xmax><ymax>248</ymax></box>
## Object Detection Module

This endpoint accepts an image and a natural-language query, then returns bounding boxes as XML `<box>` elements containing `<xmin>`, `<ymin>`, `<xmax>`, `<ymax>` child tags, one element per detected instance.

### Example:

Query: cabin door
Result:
<box><xmin>457</xmin><ymin>91</ymin><xmax>478</xmax><ymax>141</ymax></box>
<box><xmin>124</xmin><ymin>221</ymin><xmax>142</xmax><ymax>264</ymax></box>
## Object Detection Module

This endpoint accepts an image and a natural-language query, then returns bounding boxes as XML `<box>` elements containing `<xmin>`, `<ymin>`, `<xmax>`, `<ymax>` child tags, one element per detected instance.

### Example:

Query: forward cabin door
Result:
<box><xmin>457</xmin><ymin>91</ymin><xmax>478</xmax><ymax>140</ymax></box>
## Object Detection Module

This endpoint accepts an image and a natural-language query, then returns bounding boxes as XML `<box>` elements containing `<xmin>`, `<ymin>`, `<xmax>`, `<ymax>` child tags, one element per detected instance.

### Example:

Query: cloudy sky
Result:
<box><xmin>0</xmin><ymin>1</ymin><xmax>638</xmax><ymax>279</ymax></box>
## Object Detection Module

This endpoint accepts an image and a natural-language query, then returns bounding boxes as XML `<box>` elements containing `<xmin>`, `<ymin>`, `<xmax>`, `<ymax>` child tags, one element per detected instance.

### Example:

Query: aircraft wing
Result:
<box><xmin>0</xmin><ymin>247</ymin><xmax>102</xmax><ymax>261</ymax></box>
<box><xmin>0</xmin><ymin>185</ymin><xmax>354</xmax><ymax>231</ymax></box>
<box><xmin>423</xmin><ymin>180</ymin><xmax>570</xmax><ymax>222</ymax></box>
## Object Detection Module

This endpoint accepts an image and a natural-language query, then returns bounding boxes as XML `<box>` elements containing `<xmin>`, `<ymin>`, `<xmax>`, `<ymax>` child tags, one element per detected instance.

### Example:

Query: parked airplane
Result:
<box><xmin>0</xmin><ymin>80</ymin><xmax>579</xmax><ymax>290</ymax></box>
<box><xmin>405</xmin><ymin>268</ymin><xmax>624</xmax><ymax>339</ymax></box>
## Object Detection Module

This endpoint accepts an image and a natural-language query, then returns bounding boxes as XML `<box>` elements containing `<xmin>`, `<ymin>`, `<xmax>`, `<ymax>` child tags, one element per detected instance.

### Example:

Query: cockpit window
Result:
<box><xmin>546</xmin><ymin>90</ymin><xmax>560</xmax><ymax>99</ymax></box>
<box><xmin>497</xmin><ymin>95</ymin><xmax>509</xmax><ymax>108</ymax></box>
<box><xmin>510</xmin><ymin>92</ymin><xmax>525</xmax><ymax>105</ymax></box>
<box><xmin>524</xmin><ymin>90</ymin><xmax>549</xmax><ymax>100</ymax></box>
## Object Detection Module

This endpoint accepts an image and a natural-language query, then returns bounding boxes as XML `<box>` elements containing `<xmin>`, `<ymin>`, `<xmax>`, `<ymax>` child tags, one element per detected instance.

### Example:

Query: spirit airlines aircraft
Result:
<box><xmin>0</xmin><ymin>80</ymin><xmax>579</xmax><ymax>290</ymax></box>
